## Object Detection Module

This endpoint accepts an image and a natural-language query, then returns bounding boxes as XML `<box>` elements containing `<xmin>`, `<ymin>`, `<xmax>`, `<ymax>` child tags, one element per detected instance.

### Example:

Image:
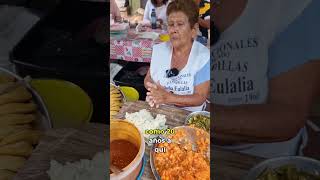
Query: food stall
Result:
<box><xmin>109</xmin><ymin>8</ymin><xmax>249</xmax><ymax>180</ymax></box>
<box><xmin>111</xmin><ymin>89</ymin><xmax>251</xmax><ymax>180</ymax></box>
<box><xmin>109</xmin><ymin>1</ymin><xmax>320</xmax><ymax>180</ymax></box>
<box><xmin>110</xmin><ymin>91</ymin><xmax>263</xmax><ymax>180</ymax></box>
<box><xmin>109</xmin><ymin>11</ymin><xmax>169</xmax><ymax>100</ymax></box>
<box><xmin>111</xmin><ymin>94</ymin><xmax>320</xmax><ymax>180</ymax></box>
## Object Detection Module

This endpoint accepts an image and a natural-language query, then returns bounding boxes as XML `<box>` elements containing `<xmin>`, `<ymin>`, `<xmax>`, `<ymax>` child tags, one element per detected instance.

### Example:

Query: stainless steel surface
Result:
<box><xmin>184</xmin><ymin>111</ymin><xmax>210</xmax><ymax>125</ymax></box>
<box><xmin>110</xmin><ymin>82</ymin><xmax>127</xmax><ymax>103</ymax></box>
<box><xmin>0</xmin><ymin>67</ymin><xmax>52</xmax><ymax>129</ymax></box>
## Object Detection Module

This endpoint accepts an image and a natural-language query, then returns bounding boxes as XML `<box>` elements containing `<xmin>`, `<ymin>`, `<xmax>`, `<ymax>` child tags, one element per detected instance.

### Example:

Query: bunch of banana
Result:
<box><xmin>0</xmin><ymin>74</ymin><xmax>42</xmax><ymax>179</ymax></box>
<box><xmin>110</xmin><ymin>85</ymin><xmax>123</xmax><ymax>119</ymax></box>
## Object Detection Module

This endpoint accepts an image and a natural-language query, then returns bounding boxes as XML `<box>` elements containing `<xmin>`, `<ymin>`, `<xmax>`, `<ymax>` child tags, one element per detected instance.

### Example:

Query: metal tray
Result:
<box><xmin>0</xmin><ymin>67</ymin><xmax>52</xmax><ymax>130</ymax></box>
<box><xmin>150</xmin><ymin>126</ymin><xmax>210</xmax><ymax>180</ymax></box>
<box><xmin>244</xmin><ymin>156</ymin><xmax>320</xmax><ymax>180</ymax></box>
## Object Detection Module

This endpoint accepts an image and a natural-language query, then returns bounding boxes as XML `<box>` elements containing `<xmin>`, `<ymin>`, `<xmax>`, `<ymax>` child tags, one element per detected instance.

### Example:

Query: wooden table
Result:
<box><xmin>116</xmin><ymin>101</ymin><xmax>264</xmax><ymax>180</ymax></box>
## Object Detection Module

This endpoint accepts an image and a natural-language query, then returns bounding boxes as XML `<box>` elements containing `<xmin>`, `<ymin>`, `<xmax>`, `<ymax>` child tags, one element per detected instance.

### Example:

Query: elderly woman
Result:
<box><xmin>212</xmin><ymin>0</ymin><xmax>320</xmax><ymax>158</ymax></box>
<box><xmin>144</xmin><ymin>0</ymin><xmax>210</xmax><ymax>112</ymax></box>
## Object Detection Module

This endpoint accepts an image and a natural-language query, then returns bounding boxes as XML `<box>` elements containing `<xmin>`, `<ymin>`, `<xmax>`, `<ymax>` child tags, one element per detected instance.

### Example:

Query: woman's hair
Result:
<box><xmin>166</xmin><ymin>0</ymin><xmax>199</xmax><ymax>28</ymax></box>
<box><xmin>151</xmin><ymin>0</ymin><xmax>169</xmax><ymax>6</ymax></box>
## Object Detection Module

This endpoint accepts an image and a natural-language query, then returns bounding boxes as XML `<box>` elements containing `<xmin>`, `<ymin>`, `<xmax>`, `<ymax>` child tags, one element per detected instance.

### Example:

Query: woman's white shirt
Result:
<box><xmin>150</xmin><ymin>40</ymin><xmax>210</xmax><ymax>112</ymax></box>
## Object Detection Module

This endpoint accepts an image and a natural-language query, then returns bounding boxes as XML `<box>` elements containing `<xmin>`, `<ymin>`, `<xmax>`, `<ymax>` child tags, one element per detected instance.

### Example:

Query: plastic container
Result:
<box><xmin>113</xmin><ymin>62</ymin><xmax>148</xmax><ymax>100</ymax></box>
<box><xmin>159</xmin><ymin>34</ymin><xmax>170</xmax><ymax>42</ymax></box>
<box><xmin>151</xmin><ymin>9</ymin><xmax>157</xmax><ymax>29</ymax></box>
<box><xmin>119</xmin><ymin>86</ymin><xmax>139</xmax><ymax>102</ymax></box>
<box><xmin>136</xmin><ymin>155</ymin><xmax>147</xmax><ymax>180</ymax></box>
<box><xmin>31</xmin><ymin>79</ymin><xmax>93</xmax><ymax>128</ymax></box>
<box><xmin>110</xmin><ymin>120</ymin><xmax>145</xmax><ymax>180</ymax></box>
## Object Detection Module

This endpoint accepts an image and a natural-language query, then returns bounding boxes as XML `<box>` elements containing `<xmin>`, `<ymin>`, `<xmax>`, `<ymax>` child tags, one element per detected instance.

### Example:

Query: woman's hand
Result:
<box><xmin>145</xmin><ymin>95</ymin><xmax>156</xmax><ymax>107</ymax></box>
<box><xmin>146</xmin><ymin>81</ymin><xmax>171</xmax><ymax>107</ymax></box>
<box><xmin>144</xmin><ymin>69</ymin><xmax>158</xmax><ymax>108</ymax></box>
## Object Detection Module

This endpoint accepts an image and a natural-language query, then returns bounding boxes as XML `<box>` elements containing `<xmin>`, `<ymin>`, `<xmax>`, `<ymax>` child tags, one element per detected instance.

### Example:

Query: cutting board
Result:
<box><xmin>14</xmin><ymin>123</ymin><xmax>107</xmax><ymax>180</ymax></box>
<box><xmin>115</xmin><ymin>100</ymin><xmax>190</xmax><ymax>128</ymax></box>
